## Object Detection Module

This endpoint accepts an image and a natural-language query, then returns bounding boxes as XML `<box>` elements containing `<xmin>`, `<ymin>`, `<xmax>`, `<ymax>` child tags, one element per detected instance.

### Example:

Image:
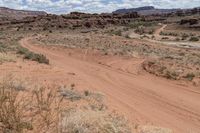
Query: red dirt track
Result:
<box><xmin>21</xmin><ymin>38</ymin><xmax>200</xmax><ymax>133</ymax></box>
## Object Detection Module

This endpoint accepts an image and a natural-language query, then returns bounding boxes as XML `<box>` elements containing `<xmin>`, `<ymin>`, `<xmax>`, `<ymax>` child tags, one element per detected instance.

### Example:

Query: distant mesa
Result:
<box><xmin>0</xmin><ymin>7</ymin><xmax>47</xmax><ymax>20</ymax></box>
<box><xmin>113</xmin><ymin>6</ymin><xmax>180</xmax><ymax>15</ymax></box>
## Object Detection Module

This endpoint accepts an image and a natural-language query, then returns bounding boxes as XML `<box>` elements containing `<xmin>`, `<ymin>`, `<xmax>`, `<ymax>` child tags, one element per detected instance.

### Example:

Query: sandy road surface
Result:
<box><xmin>21</xmin><ymin>38</ymin><xmax>200</xmax><ymax>133</ymax></box>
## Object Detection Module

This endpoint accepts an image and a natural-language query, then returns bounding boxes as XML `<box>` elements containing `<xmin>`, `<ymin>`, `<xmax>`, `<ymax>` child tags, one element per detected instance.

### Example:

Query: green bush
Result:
<box><xmin>189</xmin><ymin>37</ymin><xmax>199</xmax><ymax>42</ymax></box>
<box><xmin>135</xmin><ymin>26</ymin><xmax>145</xmax><ymax>35</ymax></box>
<box><xmin>24</xmin><ymin>52</ymin><xmax>49</xmax><ymax>64</ymax></box>
<box><xmin>17</xmin><ymin>47</ymin><xmax>29</xmax><ymax>55</ymax></box>
<box><xmin>17</xmin><ymin>47</ymin><xmax>49</xmax><ymax>64</ymax></box>
<box><xmin>160</xmin><ymin>32</ymin><xmax>178</xmax><ymax>36</ymax></box>
<box><xmin>113</xmin><ymin>30</ymin><xmax>122</xmax><ymax>36</ymax></box>
<box><xmin>165</xmin><ymin>70</ymin><xmax>179</xmax><ymax>80</ymax></box>
<box><xmin>0</xmin><ymin>43</ymin><xmax>10</xmax><ymax>52</ymax></box>
<box><xmin>184</xmin><ymin>73</ymin><xmax>195</xmax><ymax>81</ymax></box>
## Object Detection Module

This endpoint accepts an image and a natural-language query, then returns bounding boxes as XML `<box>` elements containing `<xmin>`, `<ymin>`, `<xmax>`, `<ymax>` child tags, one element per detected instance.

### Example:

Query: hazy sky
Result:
<box><xmin>0</xmin><ymin>0</ymin><xmax>200</xmax><ymax>14</ymax></box>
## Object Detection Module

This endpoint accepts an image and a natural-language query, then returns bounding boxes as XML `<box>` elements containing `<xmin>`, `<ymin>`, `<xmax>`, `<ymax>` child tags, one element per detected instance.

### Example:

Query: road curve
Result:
<box><xmin>21</xmin><ymin>38</ymin><xmax>200</xmax><ymax>133</ymax></box>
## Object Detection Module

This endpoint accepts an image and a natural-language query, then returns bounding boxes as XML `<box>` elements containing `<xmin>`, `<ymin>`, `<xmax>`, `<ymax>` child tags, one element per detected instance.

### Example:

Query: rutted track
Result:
<box><xmin>21</xmin><ymin>38</ymin><xmax>200</xmax><ymax>133</ymax></box>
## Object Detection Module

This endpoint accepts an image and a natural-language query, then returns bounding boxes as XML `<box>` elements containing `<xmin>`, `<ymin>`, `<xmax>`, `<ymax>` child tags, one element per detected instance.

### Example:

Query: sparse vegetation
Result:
<box><xmin>0</xmin><ymin>6</ymin><xmax>200</xmax><ymax>133</ymax></box>
<box><xmin>160</xmin><ymin>31</ymin><xmax>178</xmax><ymax>37</ymax></box>
<box><xmin>161</xmin><ymin>37</ymin><xmax>169</xmax><ymax>40</ymax></box>
<box><xmin>60</xmin><ymin>109</ymin><xmax>131</xmax><ymax>133</ymax></box>
<box><xmin>34</xmin><ymin>30</ymin><xmax>200</xmax><ymax>83</ymax></box>
<box><xmin>24</xmin><ymin>52</ymin><xmax>49</xmax><ymax>64</ymax></box>
<box><xmin>165</xmin><ymin>70</ymin><xmax>179</xmax><ymax>80</ymax></box>
<box><xmin>112</xmin><ymin>30</ymin><xmax>122</xmax><ymax>36</ymax></box>
<box><xmin>125</xmin><ymin>34</ymin><xmax>131</xmax><ymax>39</ymax></box>
<box><xmin>0</xmin><ymin>53</ymin><xmax>16</xmax><ymax>64</ymax></box>
<box><xmin>0</xmin><ymin>31</ymin><xmax>49</xmax><ymax>64</ymax></box>
<box><xmin>17</xmin><ymin>47</ymin><xmax>49</xmax><ymax>64</ymax></box>
<box><xmin>127</xmin><ymin>21</ymin><xmax>156</xmax><ymax>28</ymax></box>
<box><xmin>0</xmin><ymin>77</ymin><xmax>132</xmax><ymax>133</ymax></box>
<box><xmin>181</xmin><ymin>33</ymin><xmax>189</xmax><ymax>40</ymax></box>
<box><xmin>0</xmin><ymin>78</ymin><xmax>33</xmax><ymax>133</ymax></box>
<box><xmin>135</xmin><ymin>26</ymin><xmax>145</xmax><ymax>35</ymax></box>
<box><xmin>0</xmin><ymin>43</ymin><xmax>10</xmax><ymax>52</ymax></box>
<box><xmin>189</xmin><ymin>36</ymin><xmax>199</xmax><ymax>42</ymax></box>
<box><xmin>175</xmin><ymin>37</ymin><xmax>180</xmax><ymax>41</ymax></box>
<box><xmin>184</xmin><ymin>73</ymin><xmax>195</xmax><ymax>81</ymax></box>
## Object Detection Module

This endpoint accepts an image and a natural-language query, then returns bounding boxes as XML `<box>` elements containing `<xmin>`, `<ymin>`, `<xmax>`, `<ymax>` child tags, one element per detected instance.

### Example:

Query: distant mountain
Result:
<box><xmin>0</xmin><ymin>7</ymin><xmax>47</xmax><ymax>20</ymax></box>
<box><xmin>113</xmin><ymin>6</ymin><xmax>179</xmax><ymax>15</ymax></box>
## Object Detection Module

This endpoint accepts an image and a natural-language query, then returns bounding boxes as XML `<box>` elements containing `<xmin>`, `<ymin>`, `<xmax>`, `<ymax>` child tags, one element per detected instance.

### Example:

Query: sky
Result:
<box><xmin>0</xmin><ymin>0</ymin><xmax>200</xmax><ymax>14</ymax></box>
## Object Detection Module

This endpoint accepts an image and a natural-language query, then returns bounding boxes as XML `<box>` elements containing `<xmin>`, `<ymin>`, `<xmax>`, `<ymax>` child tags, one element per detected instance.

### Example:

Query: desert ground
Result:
<box><xmin>1</xmin><ymin>8</ymin><xmax>200</xmax><ymax>133</ymax></box>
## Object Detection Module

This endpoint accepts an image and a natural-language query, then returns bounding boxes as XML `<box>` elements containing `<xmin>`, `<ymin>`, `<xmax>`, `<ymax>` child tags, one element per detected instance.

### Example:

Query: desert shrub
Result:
<box><xmin>24</xmin><ymin>52</ymin><xmax>49</xmax><ymax>64</ymax></box>
<box><xmin>181</xmin><ymin>33</ymin><xmax>189</xmax><ymax>40</ymax></box>
<box><xmin>125</xmin><ymin>34</ymin><xmax>131</xmax><ymax>39</ymax></box>
<box><xmin>162</xmin><ymin>37</ymin><xmax>169</xmax><ymax>40</ymax></box>
<box><xmin>175</xmin><ymin>38</ymin><xmax>180</xmax><ymax>41</ymax></box>
<box><xmin>165</xmin><ymin>70</ymin><xmax>179</xmax><ymax>80</ymax></box>
<box><xmin>159</xmin><ymin>31</ymin><xmax>164</xmax><ymax>35</ymax></box>
<box><xmin>0</xmin><ymin>79</ymin><xmax>33</xmax><ymax>133</ymax></box>
<box><xmin>139</xmin><ymin>126</ymin><xmax>173</xmax><ymax>133</ymax></box>
<box><xmin>60</xmin><ymin>109</ymin><xmax>131</xmax><ymax>133</ymax></box>
<box><xmin>123</xmin><ymin>27</ymin><xmax>129</xmax><ymax>31</ymax></box>
<box><xmin>32</xmin><ymin>86</ymin><xmax>62</xmax><ymax>132</ymax></box>
<box><xmin>0</xmin><ymin>53</ymin><xmax>16</xmax><ymax>64</ymax></box>
<box><xmin>113</xmin><ymin>30</ymin><xmax>122</xmax><ymax>36</ymax></box>
<box><xmin>59</xmin><ymin>88</ymin><xmax>83</xmax><ymax>101</ymax></box>
<box><xmin>17</xmin><ymin>47</ymin><xmax>29</xmax><ymax>55</ymax></box>
<box><xmin>17</xmin><ymin>47</ymin><xmax>49</xmax><ymax>64</ymax></box>
<box><xmin>160</xmin><ymin>32</ymin><xmax>178</xmax><ymax>37</ymax></box>
<box><xmin>0</xmin><ymin>77</ymin><xmax>63</xmax><ymax>133</ymax></box>
<box><xmin>0</xmin><ymin>77</ymin><xmax>132</xmax><ymax>133</ymax></box>
<box><xmin>148</xmin><ymin>29</ymin><xmax>154</xmax><ymax>34</ymax></box>
<box><xmin>84</xmin><ymin>90</ymin><xmax>89</xmax><ymax>96</ymax></box>
<box><xmin>184</xmin><ymin>73</ymin><xmax>195</xmax><ymax>81</ymax></box>
<box><xmin>189</xmin><ymin>37</ymin><xmax>199</xmax><ymax>42</ymax></box>
<box><xmin>169</xmin><ymin>32</ymin><xmax>178</xmax><ymax>36</ymax></box>
<box><xmin>127</xmin><ymin>21</ymin><xmax>156</xmax><ymax>28</ymax></box>
<box><xmin>0</xmin><ymin>43</ymin><xmax>9</xmax><ymax>52</ymax></box>
<box><xmin>135</xmin><ymin>26</ymin><xmax>145</xmax><ymax>35</ymax></box>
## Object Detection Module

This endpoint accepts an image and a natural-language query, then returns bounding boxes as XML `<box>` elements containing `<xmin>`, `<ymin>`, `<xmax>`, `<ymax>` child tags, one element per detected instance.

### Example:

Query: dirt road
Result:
<box><xmin>129</xmin><ymin>24</ymin><xmax>200</xmax><ymax>49</ymax></box>
<box><xmin>21</xmin><ymin>38</ymin><xmax>200</xmax><ymax>133</ymax></box>
<box><xmin>154</xmin><ymin>24</ymin><xmax>167</xmax><ymax>38</ymax></box>
<box><xmin>153</xmin><ymin>24</ymin><xmax>200</xmax><ymax>49</ymax></box>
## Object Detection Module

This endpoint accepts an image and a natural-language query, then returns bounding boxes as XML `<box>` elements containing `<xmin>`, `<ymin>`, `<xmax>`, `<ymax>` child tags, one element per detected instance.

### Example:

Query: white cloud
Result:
<box><xmin>0</xmin><ymin>0</ymin><xmax>200</xmax><ymax>14</ymax></box>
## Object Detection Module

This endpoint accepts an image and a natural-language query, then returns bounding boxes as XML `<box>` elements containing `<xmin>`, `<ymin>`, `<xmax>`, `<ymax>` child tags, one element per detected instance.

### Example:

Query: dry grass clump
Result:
<box><xmin>0</xmin><ymin>78</ymin><xmax>32</xmax><ymax>133</ymax></box>
<box><xmin>31</xmin><ymin>86</ymin><xmax>62</xmax><ymax>132</ymax></box>
<box><xmin>0</xmin><ymin>53</ymin><xmax>16</xmax><ymax>64</ymax></box>
<box><xmin>0</xmin><ymin>78</ymin><xmax>63</xmax><ymax>133</ymax></box>
<box><xmin>0</xmin><ymin>43</ymin><xmax>10</xmax><ymax>53</ymax></box>
<box><xmin>60</xmin><ymin>109</ymin><xmax>131</xmax><ymax>133</ymax></box>
<box><xmin>58</xmin><ymin>88</ymin><xmax>83</xmax><ymax>101</ymax></box>
<box><xmin>0</xmin><ymin>77</ymin><xmax>132</xmax><ymax>133</ymax></box>
<box><xmin>138</xmin><ymin>126</ymin><xmax>173</xmax><ymax>133</ymax></box>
